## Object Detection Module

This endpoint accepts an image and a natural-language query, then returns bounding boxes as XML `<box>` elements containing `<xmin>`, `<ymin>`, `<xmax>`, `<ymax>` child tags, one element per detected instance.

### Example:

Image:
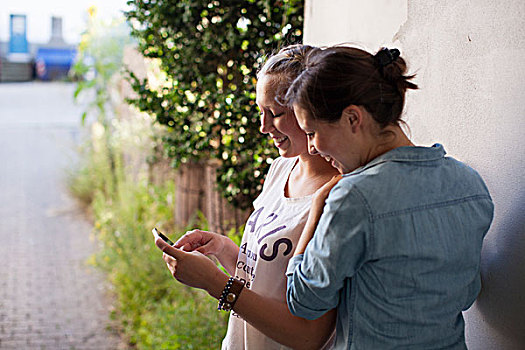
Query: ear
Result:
<box><xmin>341</xmin><ymin>105</ymin><xmax>363</xmax><ymax>133</ymax></box>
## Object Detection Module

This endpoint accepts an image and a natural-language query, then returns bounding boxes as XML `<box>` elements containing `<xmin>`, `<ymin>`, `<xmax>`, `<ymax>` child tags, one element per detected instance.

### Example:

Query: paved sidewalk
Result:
<box><xmin>0</xmin><ymin>82</ymin><xmax>124</xmax><ymax>350</ymax></box>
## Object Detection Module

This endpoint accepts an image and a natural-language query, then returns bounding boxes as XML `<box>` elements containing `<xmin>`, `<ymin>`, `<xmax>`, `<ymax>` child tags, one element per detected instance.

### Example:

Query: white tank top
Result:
<box><xmin>222</xmin><ymin>157</ymin><xmax>334</xmax><ymax>349</ymax></box>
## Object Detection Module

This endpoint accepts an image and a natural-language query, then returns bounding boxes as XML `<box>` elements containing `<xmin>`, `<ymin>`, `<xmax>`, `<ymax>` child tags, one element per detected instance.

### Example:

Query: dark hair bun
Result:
<box><xmin>375</xmin><ymin>48</ymin><xmax>418</xmax><ymax>97</ymax></box>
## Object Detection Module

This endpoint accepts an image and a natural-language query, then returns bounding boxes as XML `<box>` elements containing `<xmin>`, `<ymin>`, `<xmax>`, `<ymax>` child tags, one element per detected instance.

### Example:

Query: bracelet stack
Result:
<box><xmin>218</xmin><ymin>276</ymin><xmax>245</xmax><ymax>311</ymax></box>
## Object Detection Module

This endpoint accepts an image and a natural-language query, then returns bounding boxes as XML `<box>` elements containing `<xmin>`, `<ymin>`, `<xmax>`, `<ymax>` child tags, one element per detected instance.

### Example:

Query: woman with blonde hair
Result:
<box><xmin>153</xmin><ymin>45</ymin><xmax>338</xmax><ymax>349</ymax></box>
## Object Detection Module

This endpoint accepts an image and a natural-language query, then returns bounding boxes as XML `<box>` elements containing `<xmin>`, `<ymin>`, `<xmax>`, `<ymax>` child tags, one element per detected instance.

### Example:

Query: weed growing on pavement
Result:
<box><xmin>90</xmin><ymin>177</ymin><xmax>228</xmax><ymax>349</ymax></box>
<box><xmin>67</xmin><ymin>126</ymin><xmax>116</xmax><ymax>207</ymax></box>
<box><xmin>68</xmin><ymin>127</ymin><xmax>228</xmax><ymax>349</ymax></box>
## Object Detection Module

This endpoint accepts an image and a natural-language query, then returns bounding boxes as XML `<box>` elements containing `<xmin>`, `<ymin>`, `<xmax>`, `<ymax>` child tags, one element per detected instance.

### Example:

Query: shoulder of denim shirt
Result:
<box><xmin>324</xmin><ymin>174</ymin><xmax>372</xmax><ymax>215</ymax></box>
<box><xmin>330</xmin><ymin>144</ymin><xmax>448</xmax><ymax>203</ymax></box>
<box><xmin>341</xmin><ymin>144</ymin><xmax>446</xmax><ymax>180</ymax></box>
<box><xmin>333</xmin><ymin>143</ymin><xmax>493</xmax><ymax>217</ymax></box>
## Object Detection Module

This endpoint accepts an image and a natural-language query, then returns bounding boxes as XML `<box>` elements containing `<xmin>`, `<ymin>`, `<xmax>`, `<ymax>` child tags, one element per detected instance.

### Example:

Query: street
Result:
<box><xmin>0</xmin><ymin>82</ymin><xmax>122</xmax><ymax>349</ymax></box>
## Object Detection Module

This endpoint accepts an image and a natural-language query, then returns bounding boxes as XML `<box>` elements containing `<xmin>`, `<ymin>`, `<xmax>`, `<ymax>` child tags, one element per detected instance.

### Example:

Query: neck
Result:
<box><xmin>285</xmin><ymin>152</ymin><xmax>339</xmax><ymax>198</ymax></box>
<box><xmin>365</xmin><ymin>124</ymin><xmax>413</xmax><ymax>164</ymax></box>
<box><xmin>296</xmin><ymin>152</ymin><xmax>336</xmax><ymax>178</ymax></box>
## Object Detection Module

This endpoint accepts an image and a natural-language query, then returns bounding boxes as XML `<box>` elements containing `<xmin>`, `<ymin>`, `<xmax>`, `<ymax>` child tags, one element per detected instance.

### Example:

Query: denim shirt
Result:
<box><xmin>286</xmin><ymin>144</ymin><xmax>494</xmax><ymax>350</ymax></box>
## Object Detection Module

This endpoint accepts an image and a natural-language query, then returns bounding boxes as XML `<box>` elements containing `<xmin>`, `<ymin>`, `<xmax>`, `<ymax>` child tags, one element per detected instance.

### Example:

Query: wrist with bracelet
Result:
<box><xmin>218</xmin><ymin>276</ymin><xmax>245</xmax><ymax>312</ymax></box>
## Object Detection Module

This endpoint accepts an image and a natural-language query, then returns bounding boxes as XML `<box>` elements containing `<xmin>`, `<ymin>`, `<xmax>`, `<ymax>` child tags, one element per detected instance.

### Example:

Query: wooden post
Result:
<box><xmin>203</xmin><ymin>161</ymin><xmax>250</xmax><ymax>235</ymax></box>
<box><xmin>174</xmin><ymin>162</ymin><xmax>205</xmax><ymax>226</ymax></box>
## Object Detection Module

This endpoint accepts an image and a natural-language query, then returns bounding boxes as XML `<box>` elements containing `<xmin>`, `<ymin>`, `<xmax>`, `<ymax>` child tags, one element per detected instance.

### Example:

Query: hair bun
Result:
<box><xmin>374</xmin><ymin>48</ymin><xmax>418</xmax><ymax>93</ymax></box>
<box><xmin>374</xmin><ymin>48</ymin><xmax>400</xmax><ymax>68</ymax></box>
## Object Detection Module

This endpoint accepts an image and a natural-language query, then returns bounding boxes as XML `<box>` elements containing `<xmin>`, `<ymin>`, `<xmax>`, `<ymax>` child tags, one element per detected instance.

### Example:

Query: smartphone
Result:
<box><xmin>152</xmin><ymin>228</ymin><xmax>175</xmax><ymax>246</ymax></box>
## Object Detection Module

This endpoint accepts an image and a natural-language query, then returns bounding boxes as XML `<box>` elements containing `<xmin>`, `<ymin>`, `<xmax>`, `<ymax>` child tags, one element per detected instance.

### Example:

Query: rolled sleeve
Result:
<box><xmin>286</xmin><ymin>254</ymin><xmax>303</xmax><ymax>276</ymax></box>
<box><xmin>286</xmin><ymin>183</ymin><xmax>371</xmax><ymax>320</ymax></box>
<box><xmin>286</xmin><ymin>253</ymin><xmax>333</xmax><ymax>319</ymax></box>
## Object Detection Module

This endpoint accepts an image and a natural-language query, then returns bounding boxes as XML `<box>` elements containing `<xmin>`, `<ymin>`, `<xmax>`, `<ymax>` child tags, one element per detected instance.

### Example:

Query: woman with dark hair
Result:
<box><xmin>153</xmin><ymin>45</ymin><xmax>337</xmax><ymax>349</ymax></box>
<box><xmin>285</xmin><ymin>46</ymin><xmax>494</xmax><ymax>349</ymax></box>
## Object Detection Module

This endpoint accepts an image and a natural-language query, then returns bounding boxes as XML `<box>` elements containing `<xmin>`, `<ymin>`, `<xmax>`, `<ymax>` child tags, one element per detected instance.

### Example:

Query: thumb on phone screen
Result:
<box><xmin>153</xmin><ymin>231</ymin><xmax>184</xmax><ymax>259</ymax></box>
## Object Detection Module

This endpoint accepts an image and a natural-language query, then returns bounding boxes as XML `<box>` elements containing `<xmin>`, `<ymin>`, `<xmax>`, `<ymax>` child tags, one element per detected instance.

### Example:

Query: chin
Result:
<box><xmin>333</xmin><ymin>161</ymin><xmax>349</xmax><ymax>174</ymax></box>
<box><xmin>277</xmin><ymin>147</ymin><xmax>296</xmax><ymax>158</ymax></box>
<box><xmin>279</xmin><ymin>152</ymin><xmax>298</xmax><ymax>158</ymax></box>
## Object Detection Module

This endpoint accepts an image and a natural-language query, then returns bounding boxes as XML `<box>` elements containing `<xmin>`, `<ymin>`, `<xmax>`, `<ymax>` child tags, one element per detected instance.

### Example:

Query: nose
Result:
<box><xmin>308</xmin><ymin>141</ymin><xmax>319</xmax><ymax>155</ymax></box>
<box><xmin>259</xmin><ymin>112</ymin><xmax>274</xmax><ymax>134</ymax></box>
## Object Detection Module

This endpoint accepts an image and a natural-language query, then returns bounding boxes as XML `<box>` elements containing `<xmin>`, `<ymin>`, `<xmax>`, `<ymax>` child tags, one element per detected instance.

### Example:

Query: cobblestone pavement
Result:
<box><xmin>0</xmin><ymin>82</ymin><xmax>124</xmax><ymax>350</ymax></box>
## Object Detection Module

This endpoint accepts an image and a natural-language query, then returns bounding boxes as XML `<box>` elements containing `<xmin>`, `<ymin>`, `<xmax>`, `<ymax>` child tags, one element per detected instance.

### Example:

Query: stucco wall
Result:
<box><xmin>304</xmin><ymin>0</ymin><xmax>525</xmax><ymax>348</ymax></box>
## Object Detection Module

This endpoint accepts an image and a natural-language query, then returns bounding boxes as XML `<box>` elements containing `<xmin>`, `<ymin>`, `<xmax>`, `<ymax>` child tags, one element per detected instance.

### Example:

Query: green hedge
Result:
<box><xmin>125</xmin><ymin>0</ymin><xmax>304</xmax><ymax>209</ymax></box>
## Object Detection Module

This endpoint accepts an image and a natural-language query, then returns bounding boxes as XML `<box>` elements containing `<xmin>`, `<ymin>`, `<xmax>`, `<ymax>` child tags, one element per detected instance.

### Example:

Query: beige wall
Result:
<box><xmin>304</xmin><ymin>0</ymin><xmax>525</xmax><ymax>348</ymax></box>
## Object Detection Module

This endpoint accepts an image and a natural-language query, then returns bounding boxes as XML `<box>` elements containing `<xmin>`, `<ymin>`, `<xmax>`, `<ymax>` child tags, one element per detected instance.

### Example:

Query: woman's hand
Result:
<box><xmin>155</xmin><ymin>233</ymin><xmax>228</xmax><ymax>296</ymax></box>
<box><xmin>173</xmin><ymin>229</ymin><xmax>239</xmax><ymax>275</ymax></box>
<box><xmin>312</xmin><ymin>174</ymin><xmax>343</xmax><ymax>210</ymax></box>
<box><xmin>154</xmin><ymin>231</ymin><xmax>336</xmax><ymax>349</ymax></box>
<box><xmin>294</xmin><ymin>175</ymin><xmax>343</xmax><ymax>256</ymax></box>
<box><xmin>174</xmin><ymin>229</ymin><xmax>225</xmax><ymax>255</ymax></box>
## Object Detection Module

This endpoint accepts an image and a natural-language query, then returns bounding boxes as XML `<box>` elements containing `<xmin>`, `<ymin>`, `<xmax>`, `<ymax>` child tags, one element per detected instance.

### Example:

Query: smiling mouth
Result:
<box><xmin>321</xmin><ymin>155</ymin><xmax>341</xmax><ymax>170</ymax></box>
<box><xmin>321</xmin><ymin>155</ymin><xmax>333</xmax><ymax>162</ymax></box>
<box><xmin>273</xmin><ymin>136</ymin><xmax>288</xmax><ymax>144</ymax></box>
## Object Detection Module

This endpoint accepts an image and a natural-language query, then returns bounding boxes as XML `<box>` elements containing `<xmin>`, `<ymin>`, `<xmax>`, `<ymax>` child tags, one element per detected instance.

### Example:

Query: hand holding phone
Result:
<box><xmin>152</xmin><ymin>227</ymin><xmax>175</xmax><ymax>246</ymax></box>
<box><xmin>152</xmin><ymin>227</ymin><xmax>223</xmax><ymax>292</ymax></box>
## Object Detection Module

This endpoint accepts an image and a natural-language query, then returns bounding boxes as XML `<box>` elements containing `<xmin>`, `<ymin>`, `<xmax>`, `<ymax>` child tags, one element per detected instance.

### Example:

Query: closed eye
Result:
<box><xmin>261</xmin><ymin>111</ymin><xmax>284</xmax><ymax>118</ymax></box>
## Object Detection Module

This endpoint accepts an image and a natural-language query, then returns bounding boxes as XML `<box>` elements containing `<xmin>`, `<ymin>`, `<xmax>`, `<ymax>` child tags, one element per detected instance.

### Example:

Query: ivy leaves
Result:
<box><xmin>125</xmin><ymin>0</ymin><xmax>303</xmax><ymax>209</ymax></box>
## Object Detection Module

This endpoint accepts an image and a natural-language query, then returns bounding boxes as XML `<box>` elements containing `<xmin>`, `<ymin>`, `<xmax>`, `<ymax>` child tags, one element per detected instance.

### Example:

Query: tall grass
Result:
<box><xmin>68</xmin><ymin>123</ymin><xmax>228</xmax><ymax>349</ymax></box>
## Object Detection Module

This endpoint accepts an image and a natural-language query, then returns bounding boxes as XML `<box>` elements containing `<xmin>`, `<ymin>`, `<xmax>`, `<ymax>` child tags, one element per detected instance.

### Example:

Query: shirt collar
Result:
<box><xmin>344</xmin><ymin>143</ymin><xmax>446</xmax><ymax>176</ymax></box>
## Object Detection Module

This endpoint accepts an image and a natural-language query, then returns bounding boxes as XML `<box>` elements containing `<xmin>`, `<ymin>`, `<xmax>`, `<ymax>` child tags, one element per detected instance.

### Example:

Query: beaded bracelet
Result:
<box><xmin>218</xmin><ymin>277</ymin><xmax>245</xmax><ymax>311</ymax></box>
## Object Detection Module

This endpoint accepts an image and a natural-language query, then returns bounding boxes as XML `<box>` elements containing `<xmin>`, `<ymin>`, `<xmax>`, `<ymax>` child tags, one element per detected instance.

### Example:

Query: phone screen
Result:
<box><xmin>153</xmin><ymin>228</ymin><xmax>175</xmax><ymax>246</ymax></box>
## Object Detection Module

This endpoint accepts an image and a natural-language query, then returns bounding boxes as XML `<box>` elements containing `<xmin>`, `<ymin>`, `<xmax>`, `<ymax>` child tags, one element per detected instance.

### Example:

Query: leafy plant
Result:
<box><xmin>90</xmin><ymin>175</ymin><xmax>229</xmax><ymax>349</ymax></box>
<box><xmin>125</xmin><ymin>0</ymin><xmax>304</xmax><ymax>209</ymax></box>
<box><xmin>68</xmin><ymin>102</ymin><xmax>229</xmax><ymax>349</ymax></box>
